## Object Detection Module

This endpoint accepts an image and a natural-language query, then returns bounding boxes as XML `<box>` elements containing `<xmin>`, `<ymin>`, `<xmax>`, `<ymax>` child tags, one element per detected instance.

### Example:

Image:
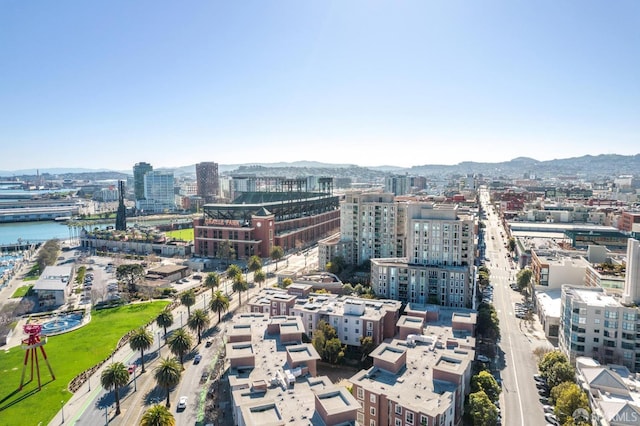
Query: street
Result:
<box><xmin>480</xmin><ymin>188</ymin><xmax>554</xmax><ymax>426</ymax></box>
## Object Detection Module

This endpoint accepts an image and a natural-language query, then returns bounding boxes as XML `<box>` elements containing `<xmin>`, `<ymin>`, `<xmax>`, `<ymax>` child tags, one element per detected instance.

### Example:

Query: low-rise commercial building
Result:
<box><xmin>33</xmin><ymin>266</ymin><xmax>73</xmax><ymax>309</ymax></box>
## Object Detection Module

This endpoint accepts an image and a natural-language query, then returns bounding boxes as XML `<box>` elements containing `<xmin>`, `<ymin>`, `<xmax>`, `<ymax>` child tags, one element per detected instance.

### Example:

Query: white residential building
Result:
<box><xmin>559</xmin><ymin>285</ymin><xmax>640</xmax><ymax>372</ymax></box>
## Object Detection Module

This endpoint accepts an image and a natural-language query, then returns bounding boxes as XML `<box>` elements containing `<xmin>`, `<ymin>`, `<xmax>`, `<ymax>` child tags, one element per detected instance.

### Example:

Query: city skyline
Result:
<box><xmin>1</xmin><ymin>1</ymin><xmax>639</xmax><ymax>170</ymax></box>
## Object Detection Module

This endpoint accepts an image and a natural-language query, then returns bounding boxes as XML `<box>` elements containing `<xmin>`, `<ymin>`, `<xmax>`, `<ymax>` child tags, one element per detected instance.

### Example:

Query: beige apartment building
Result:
<box><xmin>349</xmin><ymin>323</ymin><xmax>475</xmax><ymax>426</ymax></box>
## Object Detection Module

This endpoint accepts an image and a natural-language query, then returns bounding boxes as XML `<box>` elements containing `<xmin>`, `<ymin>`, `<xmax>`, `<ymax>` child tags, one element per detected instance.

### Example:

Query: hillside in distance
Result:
<box><xmin>1</xmin><ymin>154</ymin><xmax>638</xmax><ymax>180</ymax></box>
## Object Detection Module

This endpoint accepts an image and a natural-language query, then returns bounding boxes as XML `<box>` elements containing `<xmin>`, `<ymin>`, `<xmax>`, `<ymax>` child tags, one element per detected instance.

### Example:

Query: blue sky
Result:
<box><xmin>1</xmin><ymin>1</ymin><xmax>638</xmax><ymax>171</ymax></box>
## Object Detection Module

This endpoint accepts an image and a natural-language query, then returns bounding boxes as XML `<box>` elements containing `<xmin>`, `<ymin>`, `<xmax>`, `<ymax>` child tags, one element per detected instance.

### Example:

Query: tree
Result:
<box><xmin>538</xmin><ymin>350</ymin><xmax>568</xmax><ymax>380</ymax></box>
<box><xmin>516</xmin><ymin>268</ymin><xmax>533</xmax><ymax>292</ymax></box>
<box><xmin>270</xmin><ymin>246</ymin><xmax>284</xmax><ymax>270</ymax></box>
<box><xmin>187</xmin><ymin>309</ymin><xmax>209</xmax><ymax>345</ymax></box>
<box><xmin>507</xmin><ymin>237</ymin><xmax>516</xmax><ymax>252</ymax></box>
<box><xmin>203</xmin><ymin>272</ymin><xmax>220</xmax><ymax>296</ymax></box>
<box><xmin>232</xmin><ymin>276</ymin><xmax>249</xmax><ymax>305</ymax></box>
<box><xmin>552</xmin><ymin>382</ymin><xmax>590</xmax><ymax>423</ymax></box>
<box><xmin>471</xmin><ymin>371</ymin><xmax>501</xmax><ymax>403</ymax></box>
<box><xmin>216</xmin><ymin>240</ymin><xmax>235</xmax><ymax>267</ymax></box>
<box><xmin>180</xmin><ymin>289</ymin><xmax>196</xmax><ymax>317</ymax></box>
<box><xmin>167</xmin><ymin>328</ymin><xmax>193</xmax><ymax>366</ymax></box>
<box><xmin>359</xmin><ymin>336</ymin><xmax>375</xmax><ymax>363</ymax></box>
<box><xmin>467</xmin><ymin>390</ymin><xmax>499</xmax><ymax>426</ymax></box>
<box><xmin>547</xmin><ymin>361</ymin><xmax>576</xmax><ymax>389</ymax></box>
<box><xmin>129</xmin><ymin>327</ymin><xmax>154</xmax><ymax>373</ymax></box>
<box><xmin>154</xmin><ymin>357</ymin><xmax>182</xmax><ymax>407</ymax></box>
<box><xmin>210</xmin><ymin>290</ymin><xmax>230</xmax><ymax>323</ymax></box>
<box><xmin>116</xmin><ymin>263</ymin><xmax>145</xmax><ymax>293</ymax></box>
<box><xmin>100</xmin><ymin>362</ymin><xmax>129</xmax><ymax>415</ymax></box>
<box><xmin>477</xmin><ymin>303</ymin><xmax>500</xmax><ymax>342</ymax></box>
<box><xmin>247</xmin><ymin>255</ymin><xmax>262</xmax><ymax>274</ymax></box>
<box><xmin>342</xmin><ymin>283</ymin><xmax>355</xmax><ymax>295</ymax></box>
<box><xmin>253</xmin><ymin>269</ymin><xmax>266</xmax><ymax>288</ymax></box>
<box><xmin>36</xmin><ymin>239</ymin><xmax>61</xmax><ymax>272</ymax></box>
<box><xmin>140</xmin><ymin>404</ymin><xmax>176</xmax><ymax>426</ymax></box>
<box><xmin>312</xmin><ymin>320</ymin><xmax>344</xmax><ymax>365</ymax></box>
<box><xmin>281</xmin><ymin>277</ymin><xmax>293</xmax><ymax>288</ymax></box>
<box><xmin>328</xmin><ymin>255</ymin><xmax>346</xmax><ymax>274</ymax></box>
<box><xmin>156</xmin><ymin>310</ymin><xmax>174</xmax><ymax>340</ymax></box>
<box><xmin>226</xmin><ymin>264</ymin><xmax>242</xmax><ymax>283</ymax></box>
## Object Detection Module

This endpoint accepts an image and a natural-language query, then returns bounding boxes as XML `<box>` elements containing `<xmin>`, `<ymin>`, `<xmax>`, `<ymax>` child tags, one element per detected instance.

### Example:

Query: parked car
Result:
<box><xmin>477</xmin><ymin>355</ymin><xmax>490</xmax><ymax>363</ymax></box>
<box><xmin>177</xmin><ymin>396</ymin><xmax>188</xmax><ymax>411</ymax></box>
<box><xmin>194</xmin><ymin>354</ymin><xmax>202</xmax><ymax>364</ymax></box>
<box><xmin>205</xmin><ymin>340</ymin><xmax>213</xmax><ymax>348</ymax></box>
<box><xmin>544</xmin><ymin>413</ymin><xmax>559</xmax><ymax>426</ymax></box>
<box><xmin>128</xmin><ymin>364</ymin><xmax>136</xmax><ymax>374</ymax></box>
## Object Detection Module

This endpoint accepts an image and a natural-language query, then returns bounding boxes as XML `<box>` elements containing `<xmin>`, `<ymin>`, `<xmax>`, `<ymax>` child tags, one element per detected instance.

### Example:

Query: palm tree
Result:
<box><xmin>100</xmin><ymin>362</ymin><xmax>129</xmax><ymax>415</ymax></box>
<box><xmin>154</xmin><ymin>357</ymin><xmax>182</xmax><ymax>408</ymax></box>
<box><xmin>203</xmin><ymin>272</ymin><xmax>220</xmax><ymax>296</ymax></box>
<box><xmin>167</xmin><ymin>328</ymin><xmax>193</xmax><ymax>366</ymax></box>
<box><xmin>180</xmin><ymin>289</ymin><xmax>196</xmax><ymax>317</ymax></box>
<box><xmin>156</xmin><ymin>310</ymin><xmax>174</xmax><ymax>340</ymax></box>
<box><xmin>247</xmin><ymin>255</ymin><xmax>262</xmax><ymax>274</ymax></box>
<box><xmin>226</xmin><ymin>264</ymin><xmax>242</xmax><ymax>282</ymax></box>
<box><xmin>232</xmin><ymin>276</ymin><xmax>249</xmax><ymax>306</ymax></box>
<box><xmin>187</xmin><ymin>309</ymin><xmax>210</xmax><ymax>345</ymax></box>
<box><xmin>129</xmin><ymin>327</ymin><xmax>154</xmax><ymax>373</ymax></box>
<box><xmin>253</xmin><ymin>269</ymin><xmax>266</xmax><ymax>288</ymax></box>
<box><xmin>140</xmin><ymin>404</ymin><xmax>176</xmax><ymax>426</ymax></box>
<box><xmin>270</xmin><ymin>245</ymin><xmax>284</xmax><ymax>270</ymax></box>
<box><xmin>209</xmin><ymin>290</ymin><xmax>229</xmax><ymax>323</ymax></box>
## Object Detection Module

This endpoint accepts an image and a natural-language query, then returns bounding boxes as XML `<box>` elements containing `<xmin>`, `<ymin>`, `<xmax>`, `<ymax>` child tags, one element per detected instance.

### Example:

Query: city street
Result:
<box><xmin>480</xmin><ymin>188</ymin><xmax>554</xmax><ymax>426</ymax></box>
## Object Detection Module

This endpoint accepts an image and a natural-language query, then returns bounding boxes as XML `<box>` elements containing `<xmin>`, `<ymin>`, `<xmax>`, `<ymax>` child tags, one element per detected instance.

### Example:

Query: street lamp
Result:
<box><xmin>104</xmin><ymin>405</ymin><xmax>108</xmax><ymax>426</ymax></box>
<box><xmin>133</xmin><ymin>365</ymin><xmax>137</xmax><ymax>392</ymax></box>
<box><xmin>60</xmin><ymin>401</ymin><xmax>64</xmax><ymax>424</ymax></box>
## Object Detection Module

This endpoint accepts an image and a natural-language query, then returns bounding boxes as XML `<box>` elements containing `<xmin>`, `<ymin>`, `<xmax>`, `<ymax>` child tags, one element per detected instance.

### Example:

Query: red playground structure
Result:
<box><xmin>19</xmin><ymin>324</ymin><xmax>56</xmax><ymax>390</ymax></box>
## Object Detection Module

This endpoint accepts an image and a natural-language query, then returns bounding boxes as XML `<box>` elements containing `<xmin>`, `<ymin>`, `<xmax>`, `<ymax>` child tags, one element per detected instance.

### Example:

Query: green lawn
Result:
<box><xmin>0</xmin><ymin>301</ymin><xmax>170</xmax><ymax>425</ymax></box>
<box><xmin>165</xmin><ymin>228</ymin><xmax>194</xmax><ymax>242</ymax></box>
<box><xmin>10</xmin><ymin>285</ymin><xmax>32</xmax><ymax>298</ymax></box>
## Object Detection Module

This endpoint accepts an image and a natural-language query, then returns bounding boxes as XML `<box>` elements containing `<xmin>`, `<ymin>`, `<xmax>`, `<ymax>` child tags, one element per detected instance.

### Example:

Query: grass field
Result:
<box><xmin>0</xmin><ymin>301</ymin><xmax>169</xmax><ymax>425</ymax></box>
<box><xmin>10</xmin><ymin>285</ymin><xmax>32</xmax><ymax>298</ymax></box>
<box><xmin>165</xmin><ymin>228</ymin><xmax>194</xmax><ymax>242</ymax></box>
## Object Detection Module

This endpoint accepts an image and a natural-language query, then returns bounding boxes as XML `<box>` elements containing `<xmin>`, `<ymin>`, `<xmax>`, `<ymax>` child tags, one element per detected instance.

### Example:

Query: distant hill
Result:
<box><xmin>1</xmin><ymin>153</ymin><xmax>638</xmax><ymax>179</ymax></box>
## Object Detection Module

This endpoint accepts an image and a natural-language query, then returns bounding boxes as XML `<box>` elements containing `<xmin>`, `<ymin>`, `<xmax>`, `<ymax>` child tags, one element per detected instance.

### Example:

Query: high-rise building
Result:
<box><xmin>133</xmin><ymin>162</ymin><xmax>153</xmax><ymax>201</ymax></box>
<box><xmin>337</xmin><ymin>191</ymin><xmax>405</xmax><ymax>266</ymax></box>
<box><xmin>136</xmin><ymin>171</ymin><xmax>175</xmax><ymax>213</ymax></box>
<box><xmin>371</xmin><ymin>204</ymin><xmax>476</xmax><ymax>308</ymax></box>
<box><xmin>384</xmin><ymin>175</ymin><xmax>410</xmax><ymax>196</ymax></box>
<box><xmin>195</xmin><ymin>162</ymin><xmax>219</xmax><ymax>203</ymax></box>
<box><xmin>623</xmin><ymin>238</ymin><xmax>640</xmax><ymax>305</ymax></box>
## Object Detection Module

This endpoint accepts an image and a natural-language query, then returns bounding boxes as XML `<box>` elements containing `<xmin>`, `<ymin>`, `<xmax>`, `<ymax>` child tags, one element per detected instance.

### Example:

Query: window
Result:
<box><xmin>370</xmin><ymin>394</ymin><xmax>376</xmax><ymax>403</ymax></box>
<box><xmin>395</xmin><ymin>419</ymin><xmax>402</xmax><ymax>426</ymax></box>
<box><xmin>369</xmin><ymin>421</ymin><xmax>376</xmax><ymax>426</ymax></box>
<box><xmin>370</xmin><ymin>407</ymin><xmax>376</xmax><ymax>416</ymax></box>
<box><xmin>357</xmin><ymin>388</ymin><xmax>364</xmax><ymax>399</ymax></box>
<box><xmin>395</xmin><ymin>404</ymin><xmax>402</xmax><ymax>415</ymax></box>
<box><xmin>420</xmin><ymin>415</ymin><xmax>428</xmax><ymax>426</ymax></box>
<box><xmin>406</xmin><ymin>411</ymin><xmax>414</xmax><ymax>424</ymax></box>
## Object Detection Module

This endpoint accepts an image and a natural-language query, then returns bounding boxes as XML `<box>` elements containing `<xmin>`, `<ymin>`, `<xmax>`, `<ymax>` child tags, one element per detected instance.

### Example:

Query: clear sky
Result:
<box><xmin>1</xmin><ymin>0</ymin><xmax>638</xmax><ymax>171</ymax></box>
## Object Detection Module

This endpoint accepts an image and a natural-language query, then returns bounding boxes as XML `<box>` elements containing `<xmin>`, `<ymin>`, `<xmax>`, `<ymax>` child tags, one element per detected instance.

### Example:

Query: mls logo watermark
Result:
<box><xmin>573</xmin><ymin>407</ymin><xmax>640</xmax><ymax>424</ymax></box>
